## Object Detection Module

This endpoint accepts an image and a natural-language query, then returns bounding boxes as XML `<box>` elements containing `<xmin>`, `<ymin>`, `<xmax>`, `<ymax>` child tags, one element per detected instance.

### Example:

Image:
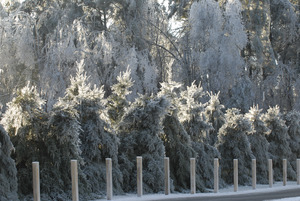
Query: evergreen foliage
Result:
<box><xmin>1</xmin><ymin>83</ymin><xmax>89</xmax><ymax>200</ymax></box>
<box><xmin>0</xmin><ymin>125</ymin><xmax>18</xmax><ymax>201</ymax></box>
<box><xmin>1</xmin><ymin>84</ymin><xmax>48</xmax><ymax>196</ymax></box>
<box><xmin>118</xmin><ymin>94</ymin><xmax>170</xmax><ymax>193</ymax></box>
<box><xmin>216</xmin><ymin>108</ymin><xmax>254</xmax><ymax>185</ymax></box>
<box><xmin>159</xmin><ymin>81</ymin><xmax>196</xmax><ymax>191</ymax></box>
<box><xmin>262</xmin><ymin>106</ymin><xmax>296</xmax><ymax>180</ymax></box>
<box><xmin>178</xmin><ymin>81</ymin><xmax>220</xmax><ymax>191</ymax></box>
<box><xmin>204</xmin><ymin>92</ymin><xmax>226</xmax><ymax>146</ymax></box>
<box><xmin>60</xmin><ymin>60</ymin><xmax>123</xmax><ymax>195</ymax></box>
<box><xmin>46</xmin><ymin>100</ymin><xmax>89</xmax><ymax>200</ymax></box>
<box><xmin>283</xmin><ymin>110</ymin><xmax>300</xmax><ymax>172</ymax></box>
<box><xmin>162</xmin><ymin>113</ymin><xmax>196</xmax><ymax>191</ymax></box>
<box><xmin>108</xmin><ymin>68</ymin><xmax>134</xmax><ymax>129</ymax></box>
<box><xmin>178</xmin><ymin>81</ymin><xmax>212</xmax><ymax>142</ymax></box>
<box><xmin>245</xmin><ymin>105</ymin><xmax>270</xmax><ymax>184</ymax></box>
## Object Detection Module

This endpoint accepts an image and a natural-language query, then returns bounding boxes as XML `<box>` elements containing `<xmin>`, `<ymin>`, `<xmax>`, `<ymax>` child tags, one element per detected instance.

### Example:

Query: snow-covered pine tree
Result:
<box><xmin>1</xmin><ymin>84</ymin><xmax>48</xmax><ymax>196</ymax></box>
<box><xmin>178</xmin><ymin>81</ymin><xmax>220</xmax><ymax>191</ymax></box>
<box><xmin>216</xmin><ymin>108</ymin><xmax>254</xmax><ymax>185</ymax></box>
<box><xmin>118</xmin><ymin>94</ymin><xmax>170</xmax><ymax>193</ymax></box>
<box><xmin>262</xmin><ymin>106</ymin><xmax>296</xmax><ymax>180</ymax></box>
<box><xmin>107</xmin><ymin>68</ymin><xmax>134</xmax><ymax>129</ymax></box>
<box><xmin>158</xmin><ymin>81</ymin><xmax>196</xmax><ymax>191</ymax></box>
<box><xmin>45</xmin><ymin>99</ymin><xmax>89</xmax><ymax>200</ymax></box>
<box><xmin>60</xmin><ymin>60</ymin><xmax>123</xmax><ymax>195</ymax></box>
<box><xmin>204</xmin><ymin>92</ymin><xmax>226</xmax><ymax>146</ymax></box>
<box><xmin>283</xmin><ymin>110</ymin><xmax>300</xmax><ymax>174</ymax></box>
<box><xmin>1</xmin><ymin>83</ymin><xmax>89</xmax><ymax>200</ymax></box>
<box><xmin>245</xmin><ymin>105</ymin><xmax>270</xmax><ymax>184</ymax></box>
<box><xmin>178</xmin><ymin>81</ymin><xmax>212</xmax><ymax>142</ymax></box>
<box><xmin>0</xmin><ymin>124</ymin><xmax>18</xmax><ymax>201</ymax></box>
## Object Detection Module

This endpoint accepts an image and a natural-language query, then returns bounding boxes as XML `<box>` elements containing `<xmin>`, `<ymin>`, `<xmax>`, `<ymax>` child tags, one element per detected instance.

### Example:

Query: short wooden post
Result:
<box><xmin>283</xmin><ymin>159</ymin><xmax>287</xmax><ymax>186</ymax></box>
<box><xmin>268</xmin><ymin>159</ymin><xmax>273</xmax><ymax>188</ymax></box>
<box><xmin>234</xmin><ymin>159</ymin><xmax>238</xmax><ymax>192</ymax></box>
<box><xmin>252</xmin><ymin>159</ymin><xmax>256</xmax><ymax>190</ymax></box>
<box><xmin>164</xmin><ymin>157</ymin><xmax>170</xmax><ymax>195</ymax></box>
<box><xmin>32</xmin><ymin>162</ymin><xmax>40</xmax><ymax>201</ymax></box>
<box><xmin>297</xmin><ymin>159</ymin><xmax>300</xmax><ymax>185</ymax></box>
<box><xmin>106</xmin><ymin>158</ymin><xmax>113</xmax><ymax>200</ymax></box>
<box><xmin>190</xmin><ymin>158</ymin><xmax>196</xmax><ymax>194</ymax></box>
<box><xmin>214</xmin><ymin>158</ymin><xmax>219</xmax><ymax>193</ymax></box>
<box><xmin>71</xmin><ymin>160</ymin><xmax>79</xmax><ymax>201</ymax></box>
<box><xmin>137</xmin><ymin>156</ymin><xmax>143</xmax><ymax>197</ymax></box>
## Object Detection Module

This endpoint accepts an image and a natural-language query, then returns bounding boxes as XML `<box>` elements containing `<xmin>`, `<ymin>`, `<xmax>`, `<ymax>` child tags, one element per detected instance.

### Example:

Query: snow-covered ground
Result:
<box><xmin>94</xmin><ymin>181</ymin><xmax>300</xmax><ymax>201</ymax></box>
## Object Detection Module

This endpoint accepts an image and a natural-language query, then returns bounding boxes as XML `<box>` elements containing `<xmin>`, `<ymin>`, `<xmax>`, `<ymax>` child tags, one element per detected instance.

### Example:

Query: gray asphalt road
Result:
<box><xmin>150</xmin><ymin>188</ymin><xmax>300</xmax><ymax>201</ymax></box>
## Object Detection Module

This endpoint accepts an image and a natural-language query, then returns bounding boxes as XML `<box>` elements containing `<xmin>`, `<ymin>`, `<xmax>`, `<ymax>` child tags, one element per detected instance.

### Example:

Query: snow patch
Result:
<box><xmin>93</xmin><ymin>182</ymin><xmax>300</xmax><ymax>201</ymax></box>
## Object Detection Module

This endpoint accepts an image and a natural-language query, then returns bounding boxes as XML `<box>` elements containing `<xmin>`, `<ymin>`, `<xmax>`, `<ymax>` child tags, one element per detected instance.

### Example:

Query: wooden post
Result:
<box><xmin>234</xmin><ymin>159</ymin><xmax>238</xmax><ymax>192</ymax></box>
<box><xmin>137</xmin><ymin>156</ymin><xmax>143</xmax><ymax>197</ymax></box>
<box><xmin>164</xmin><ymin>157</ymin><xmax>170</xmax><ymax>195</ymax></box>
<box><xmin>32</xmin><ymin>162</ymin><xmax>40</xmax><ymax>201</ymax></box>
<box><xmin>71</xmin><ymin>160</ymin><xmax>79</xmax><ymax>201</ymax></box>
<box><xmin>106</xmin><ymin>158</ymin><xmax>113</xmax><ymax>200</ymax></box>
<box><xmin>283</xmin><ymin>159</ymin><xmax>287</xmax><ymax>186</ymax></box>
<box><xmin>252</xmin><ymin>159</ymin><xmax>256</xmax><ymax>190</ymax></box>
<box><xmin>190</xmin><ymin>158</ymin><xmax>196</xmax><ymax>194</ymax></box>
<box><xmin>214</xmin><ymin>158</ymin><xmax>219</xmax><ymax>193</ymax></box>
<box><xmin>268</xmin><ymin>159</ymin><xmax>273</xmax><ymax>188</ymax></box>
<box><xmin>297</xmin><ymin>159</ymin><xmax>300</xmax><ymax>185</ymax></box>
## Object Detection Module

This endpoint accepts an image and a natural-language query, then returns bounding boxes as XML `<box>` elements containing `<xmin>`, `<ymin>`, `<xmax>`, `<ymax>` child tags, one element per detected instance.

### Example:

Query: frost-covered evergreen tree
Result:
<box><xmin>283</xmin><ymin>110</ymin><xmax>300</xmax><ymax>173</ymax></box>
<box><xmin>1</xmin><ymin>83</ymin><xmax>90</xmax><ymax>200</ymax></box>
<box><xmin>118</xmin><ymin>94</ymin><xmax>170</xmax><ymax>193</ymax></box>
<box><xmin>204</xmin><ymin>92</ymin><xmax>226</xmax><ymax>146</ymax></box>
<box><xmin>0</xmin><ymin>124</ymin><xmax>18</xmax><ymax>201</ymax></box>
<box><xmin>178</xmin><ymin>81</ymin><xmax>220</xmax><ymax>191</ymax></box>
<box><xmin>45</xmin><ymin>99</ymin><xmax>89</xmax><ymax>200</ymax></box>
<box><xmin>158</xmin><ymin>81</ymin><xmax>196</xmax><ymax>191</ymax></box>
<box><xmin>162</xmin><ymin>112</ymin><xmax>196</xmax><ymax>191</ymax></box>
<box><xmin>245</xmin><ymin>105</ymin><xmax>270</xmax><ymax>184</ymax></box>
<box><xmin>216</xmin><ymin>108</ymin><xmax>254</xmax><ymax>185</ymax></box>
<box><xmin>178</xmin><ymin>81</ymin><xmax>212</xmax><ymax>142</ymax></box>
<box><xmin>262</xmin><ymin>106</ymin><xmax>296</xmax><ymax>180</ymax></box>
<box><xmin>1</xmin><ymin>84</ymin><xmax>48</xmax><ymax>196</ymax></box>
<box><xmin>107</xmin><ymin>68</ymin><xmax>134</xmax><ymax>129</ymax></box>
<box><xmin>60</xmin><ymin>60</ymin><xmax>123</xmax><ymax>195</ymax></box>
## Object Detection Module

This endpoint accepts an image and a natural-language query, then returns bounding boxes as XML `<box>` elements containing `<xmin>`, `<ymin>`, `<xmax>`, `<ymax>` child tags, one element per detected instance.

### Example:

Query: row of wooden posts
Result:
<box><xmin>32</xmin><ymin>157</ymin><xmax>300</xmax><ymax>201</ymax></box>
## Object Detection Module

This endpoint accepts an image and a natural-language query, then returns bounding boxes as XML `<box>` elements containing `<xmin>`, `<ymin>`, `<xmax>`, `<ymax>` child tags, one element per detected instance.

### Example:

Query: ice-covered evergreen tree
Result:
<box><xmin>107</xmin><ymin>68</ymin><xmax>134</xmax><ymax>129</ymax></box>
<box><xmin>204</xmin><ymin>92</ymin><xmax>226</xmax><ymax>146</ymax></box>
<box><xmin>0</xmin><ymin>124</ymin><xmax>18</xmax><ymax>201</ymax></box>
<box><xmin>118</xmin><ymin>94</ymin><xmax>170</xmax><ymax>193</ymax></box>
<box><xmin>178</xmin><ymin>81</ymin><xmax>220</xmax><ymax>191</ymax></box>
<box><xmin>60</xmin><ymin>60</ymin><xmax>123</xmax><ymax>195</ymax></box>
<box><xmin>1</xmin><ymin>84</ymin><xmax>48</xmax><ymax>196</ymax></box>
<box><xmin>262</xmin><ymin>106</ymin><xmax>296</xmax><ymax>180</ymax></box>
<box><xmin>159</xmin><ymin>81</ymin><xmax>196</xmax><ymax>191</ymax></box>
<box><xmin>245</xmin><ymin>105</ymin><xmax>270</xmax><ymax>184</ymax></box>
<box><xmin>178</xmin><ymin>81</ymin><xmax>212</xmax><ymax>142</ymax></box>
<box><xmin>45</xmin><ymin>99</ymin><xmax>89</xmax><ymax>200</ymax></box>
<box><xmin>1</xmin><ymin>83</ymin><xmax>90</xmax><ymax>200</ymax></box>
<box><xmin>283</xmin><ymin>110</ymin><xmax>300</xmax><ymax>173</ymax></box>
<box><xmin>216</xmin><ymin>108</ymin><xmax>254</xmax><ymax>185</ymax></box>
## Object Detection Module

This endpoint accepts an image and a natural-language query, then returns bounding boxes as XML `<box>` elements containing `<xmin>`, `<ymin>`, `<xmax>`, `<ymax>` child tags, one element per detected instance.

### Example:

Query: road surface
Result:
<box><xmin>151</xmin><ymin>188</ymin><xmax>300</xmax><ymax>201</ymax></box>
